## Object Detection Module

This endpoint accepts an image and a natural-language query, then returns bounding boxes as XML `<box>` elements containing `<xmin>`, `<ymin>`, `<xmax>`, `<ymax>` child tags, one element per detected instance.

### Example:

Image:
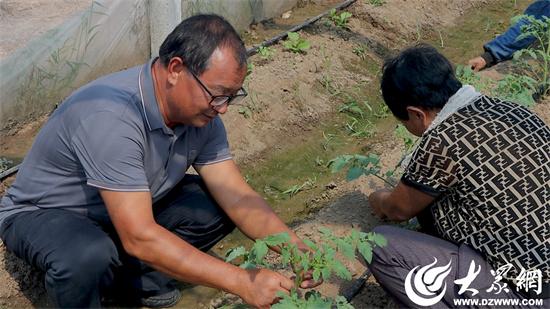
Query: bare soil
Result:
<box><xmin>0</xmin><ymin>0</ymin><xmax>541</xmax><ymax>308</ymax></box>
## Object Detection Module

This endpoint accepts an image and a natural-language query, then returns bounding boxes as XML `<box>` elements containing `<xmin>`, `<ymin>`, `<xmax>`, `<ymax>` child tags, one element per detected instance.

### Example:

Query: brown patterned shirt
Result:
<box><xmin>402</xmin><ymin>95</ymin><xmax>549</xmax><ymax>285</ymax></box>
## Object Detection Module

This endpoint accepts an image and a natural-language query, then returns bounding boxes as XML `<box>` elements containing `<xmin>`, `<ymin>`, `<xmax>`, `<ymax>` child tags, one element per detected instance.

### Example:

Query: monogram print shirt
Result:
<box><xmin>402</xmin><ymin>95</ymin><xmax>549</xmax><ymax>285</ymax></box>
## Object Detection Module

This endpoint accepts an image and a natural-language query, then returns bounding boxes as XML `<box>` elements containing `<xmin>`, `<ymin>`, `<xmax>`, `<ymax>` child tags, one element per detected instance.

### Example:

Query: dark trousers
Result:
<box><xmin>0</xmin><ymin>175</ymin><xmax>235</xmax><ymax>308</ymax></box>
<box><xmin>369</xmin><ymin>225</ymin><xmax>549</xmax><ymax>308</ymax></box>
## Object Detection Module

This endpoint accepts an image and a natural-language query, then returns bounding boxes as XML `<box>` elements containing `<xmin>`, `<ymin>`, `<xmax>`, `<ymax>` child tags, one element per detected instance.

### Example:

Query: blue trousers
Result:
<box><xmin>0</xmin><ymin>175</ymin><xmax>235</xmax><ymax>308</ymax></box>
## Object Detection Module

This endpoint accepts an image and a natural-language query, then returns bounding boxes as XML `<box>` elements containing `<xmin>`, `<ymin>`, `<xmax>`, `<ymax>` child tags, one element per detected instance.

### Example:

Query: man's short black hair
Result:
<box><xmin>159</xmin><ymin>14</ymin><xmax>247</xmax><ymax>75</ymax></box>
<box><xmin>380</xmin><ymin>43</ymin><xmax>462</xmax><ymax>120</ymax></box>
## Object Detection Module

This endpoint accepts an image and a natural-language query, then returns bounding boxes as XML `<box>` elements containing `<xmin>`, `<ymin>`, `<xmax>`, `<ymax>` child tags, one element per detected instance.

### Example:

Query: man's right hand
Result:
<box><xmin>237</xmin><ymin>268</ymin><xmax>294</xmax><ymax>308</ymax></box>
<box><xmin>468</xmin><ymin>56</ymin><xmax>487</xmax><ymax>72</ymax></box>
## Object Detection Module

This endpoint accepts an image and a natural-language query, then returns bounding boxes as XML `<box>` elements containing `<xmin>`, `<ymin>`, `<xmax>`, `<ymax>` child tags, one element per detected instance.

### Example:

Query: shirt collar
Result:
<box><xmin>425</xmin><ymin>85</ymin><xmax>482</xmax><ymax>134</ymax></box>
<box><xmin>138</xmin><ymin>57</ymin><xmax>174</xmax><ymax>135</ymax></box>
<box><xmin>400</xmin><ymin>85</ymin><xmax>482</xmax><ymax>169</ymax></box>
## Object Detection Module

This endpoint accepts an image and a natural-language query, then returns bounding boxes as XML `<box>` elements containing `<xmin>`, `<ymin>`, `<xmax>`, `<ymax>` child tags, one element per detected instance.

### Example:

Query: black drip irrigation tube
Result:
<box><xmin>246</xmin><ymin>0</ymin><xmax>357</xmax><ymax>56</ymax></box>
<box><xmin>0</xmin><ymin>0</ymin><xmax>372</xmax><ymax>302</ymax></box>
<box><xmin>0</xmin><ymin>164</ymin><xmax>19</xmax><ymax>181</ymax></box>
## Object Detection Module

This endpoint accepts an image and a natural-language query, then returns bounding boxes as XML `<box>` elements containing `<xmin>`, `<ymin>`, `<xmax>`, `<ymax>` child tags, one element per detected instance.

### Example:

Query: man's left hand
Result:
<box><xmin>291</xmin><ymin>269</ymin><xmax>323</xmax><ymax>289</ymax></box>
<box><xmin>368</xmin><ymin>189</ymin><xmax>391</xmax><ymax>219</ymax></box>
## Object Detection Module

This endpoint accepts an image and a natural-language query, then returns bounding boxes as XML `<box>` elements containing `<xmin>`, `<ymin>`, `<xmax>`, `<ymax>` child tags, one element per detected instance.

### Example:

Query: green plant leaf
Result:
<box><xmin>337</xmin><ymin>239</ymin><xmax>356</xmax><ymax>259</ymax></box>
<box><xmin>346</xmin><ymin>166</ymin><xmax>364</xmax><ymax>181</ymax></box>
<box><xmin>332</xmin><ymin>260</ymin><xmax>352</xmax><ymax>280</ymax></box>
<box><xmin>335</xmin><ymin>295</ymin><xmax>354</xmax><ymax>309</ymax></box>
<box><xmin>329</xmin><ymin>157</ymin><xmax>348</xmax><ymax>173</ymax></box>
<box><xmin>372</xmin><ymin>233</ymin><xmax>388</xmax><ymax>247</ymax></box>
<box><xmin>358</xmin><ymin>242</ymin><xmax>373</xmax><ymax>263</ymax></box>
<box><xmin>321</xmin><ymin>266</ymin><xmax>332</xmax><ymax>280</ymax></box>
<box><xmin>240</xmin><ymin>260</ymin><xmax>256</xmax><ymax>269</ymax></box>
<box><xmin>318</xmin><ymin>227</ymin><xmax>334</xmax><ymax>238</ymax></box>
<box><xmin>281</xmin><ymin>248</ymin><xmax>291</xmax><ymax>266</ymax></box>
<box><xmin>263</xmin><ymin>232</ymin><xmax>291</xmax><ymax>246</ymax></box>
<box><xmin>342</xmin><ymin>12</ymin><xmax>352</xmax><ymax>19</ymax></box>
<box><xmin>252</xmin><ymin>241</ymin><xmax>269</xmax><ymax>263</ymax></box>
<box><xmin>297</xmin><ymin>41</ymin><xmax>310</xmax><ymax>51</ymax></box>
<box><xmin>303</xmin><ymin>238</ymin><xmax>319</xmax><ymax>251</ymax></box>
<box><xmin>313</xmin><ymin>268</ymin><xmax>322</xmax><ymax>282</ymax></box>
<box><xmin>225</xmin><ymin>246</ymin><xmax>247</xmax><ymax>262</ymax></box>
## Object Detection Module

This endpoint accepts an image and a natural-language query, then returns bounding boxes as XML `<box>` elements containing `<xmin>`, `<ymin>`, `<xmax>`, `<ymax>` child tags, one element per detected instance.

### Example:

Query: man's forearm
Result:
<box><xmin>369</xmin><ymin>183</ymin><xmax>436</xmax><ymax>221</ymax></box>
<box><xmin>225</xmin><ymin>194</ymin><xmax>304</xmax><ymax>250</ymax></box>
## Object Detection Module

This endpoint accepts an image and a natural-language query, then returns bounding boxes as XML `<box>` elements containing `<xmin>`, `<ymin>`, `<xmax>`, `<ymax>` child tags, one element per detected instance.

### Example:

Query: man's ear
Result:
<box><xmin>166</xmin><ymin>57</ymin><xmax>185</xmax><ymax>86</ymax></box>
<box><xmin>405</xmin><ymin>106</ymin><xmax>426</xmax><ymax>121</ymax></box>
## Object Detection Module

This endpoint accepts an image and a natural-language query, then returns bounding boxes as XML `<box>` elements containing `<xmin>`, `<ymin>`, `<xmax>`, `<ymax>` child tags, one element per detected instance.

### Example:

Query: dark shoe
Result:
<box><xmin>139</xmin><ymin>287</ymin><xmax>182</xmax><ymax>308</ymax></box>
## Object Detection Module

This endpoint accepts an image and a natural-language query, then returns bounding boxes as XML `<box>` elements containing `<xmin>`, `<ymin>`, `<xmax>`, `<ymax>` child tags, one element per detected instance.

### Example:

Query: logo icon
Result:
<box><xmin>405</xmin><ymin>258</ymin><xmax>452</xmax><ymax>306</ymax></box>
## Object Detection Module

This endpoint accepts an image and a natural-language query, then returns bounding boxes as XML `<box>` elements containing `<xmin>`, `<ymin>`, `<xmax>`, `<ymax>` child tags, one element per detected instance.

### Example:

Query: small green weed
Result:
<box><xmin>338</xmin><ymin>100</ymin><xmax>372</xmax><ymax>118</ymax></box>
<box><xmin>321</xmin><ymin>131</ymin><xmax>336</xmax><ymax>151</ymax></box>
<box><xmin>318</xmin><ymin>74</ymin><xmax>341</xmax><ymax>96</ymax></box>
<box><xmin>281</xmin><ymin>178</ymin><xmax>316</xmax><ymax>198</ymax></box>
<box><xmin>329</xmin><ymin>9</ymin><xmax>353</xmax><ymax>29</ymax></box>
<box><xmin>344</xmin><ymin>116</ymin><xmax>375</xmax><ymax>138</ymax></box>
<box><xmin>394</xmin><ymin>124</ymin><xmax>418</xmax><ymax>153</ymax></box>
<box><xmin>455</xmin><ymin>65</ymin><xmax>490</xmax><ymax>93</ymax></box>
<box><xmin>374</xmin><ymin>103</ymin><xmax>390</xmax><ymax>118</ymax></box>
<box><xmin>0</xmin><ymin>157</ymin><xmax>13</xmax><ymax>174</ymax></box>
<box><xmin>283</xmin><ymin>32</ymin><xmax>311</xmax><ymax>54</ymax></box>
<box><xmin>352</xmin><ymin>44</ymin><xmax>368</xmax><ymax>60</ymax></box>
<box><xmin>315</xmin><ymin>156</ymin><xmax>325</xmax><ymax>166</ymax></box>
<box><xmin>246</xmin><ymin>63</ymin><xmax>254</xmax><ymax>77</ymax></box>
<box><xmin>258</xmin><ymin>46</ymin><xmax>275</xmax><ymax>61</ymax></box>
<box><xmin>367</xmin><ymin>0</ymin><xmax>385</xmax><ymax>7</ymax></box>
<box><xmin>238</xmin><ymin>89</ymin><xmax>261</xmax><ymax>118</ymax></box>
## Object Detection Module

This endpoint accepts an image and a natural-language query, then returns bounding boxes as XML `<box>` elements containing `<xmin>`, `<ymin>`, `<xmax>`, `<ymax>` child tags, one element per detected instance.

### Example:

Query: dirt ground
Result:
<box><xmin>0</xmin><ymin>0</ymin><xmax>543</xmax><ymax>308</ymax></box>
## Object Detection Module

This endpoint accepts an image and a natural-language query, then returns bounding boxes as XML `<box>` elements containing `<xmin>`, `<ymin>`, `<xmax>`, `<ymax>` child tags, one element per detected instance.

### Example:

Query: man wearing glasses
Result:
<box><xmin>0</xmin><ymin>15</ymin><xmax>317</xmax><ymax>308</ymax></box>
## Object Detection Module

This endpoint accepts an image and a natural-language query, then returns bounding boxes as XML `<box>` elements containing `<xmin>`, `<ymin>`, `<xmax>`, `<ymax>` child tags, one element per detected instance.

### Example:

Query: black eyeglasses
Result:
<box><xmin>188</xmin><ymin>69</ymin><xmax>247</xmax><ymax>107</ymax></box>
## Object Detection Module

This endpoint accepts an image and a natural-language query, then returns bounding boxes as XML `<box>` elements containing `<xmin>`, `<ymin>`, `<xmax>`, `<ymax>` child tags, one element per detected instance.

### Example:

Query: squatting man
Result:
<box><xmin>0</xmin><ymin>15</ymin><xmax>321</xmax><ymax>308</ymax></box>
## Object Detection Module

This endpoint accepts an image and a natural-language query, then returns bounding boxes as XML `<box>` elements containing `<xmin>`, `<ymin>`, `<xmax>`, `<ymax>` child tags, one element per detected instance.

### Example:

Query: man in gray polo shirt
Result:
<box><xmin>0</xmin><ymin>15</ymin><xmax>318</xmax><ymax>308</ymax></box>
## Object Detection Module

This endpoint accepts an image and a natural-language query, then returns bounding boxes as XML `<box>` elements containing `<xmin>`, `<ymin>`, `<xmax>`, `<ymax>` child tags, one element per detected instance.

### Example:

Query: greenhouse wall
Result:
<box><xmin>0</xmin><ymin>0</ymin><xmax>297</xmax><ymax>131</ymax></box>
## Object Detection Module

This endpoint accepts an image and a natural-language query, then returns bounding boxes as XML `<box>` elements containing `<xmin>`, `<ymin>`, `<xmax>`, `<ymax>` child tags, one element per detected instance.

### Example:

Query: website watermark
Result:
<box><xmin>404</xmin><ymin>258</ymin><xmax>545</xmax><ymax>307</ymax></box>
<box><xmin>453</xmin><ymin>298</ymin><xmax>543</xmax><ymax>307</ymax></box>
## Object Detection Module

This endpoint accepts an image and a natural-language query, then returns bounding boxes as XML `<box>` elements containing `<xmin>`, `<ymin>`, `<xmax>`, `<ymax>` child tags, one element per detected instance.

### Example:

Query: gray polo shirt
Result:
<box><xmin>0</xmin><ymin>58</ymin><xmax>232</xmax><ymax>227</ymax></box>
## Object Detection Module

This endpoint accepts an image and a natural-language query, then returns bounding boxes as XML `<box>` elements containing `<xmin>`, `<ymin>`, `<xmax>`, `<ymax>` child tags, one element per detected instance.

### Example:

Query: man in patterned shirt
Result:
<box><xmin>368</xmin><ymin>44</ymin><xmax>549</xmax><ymax>307</ymax></box>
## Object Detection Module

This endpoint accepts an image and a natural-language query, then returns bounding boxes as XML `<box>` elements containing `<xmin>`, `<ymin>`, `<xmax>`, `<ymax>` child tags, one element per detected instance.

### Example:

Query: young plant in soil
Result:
<box><xmin>224</xmin><ymin>228</ymin><xmax>387</xmax><ymax>308</ymax></box>
<box><xmin>494</xmin><ymin>73</ymin><xmax>537</xmax><ymax>107</ymax></box>
<box><xmin>258</xmin><ymin>46</ymin><xmax>275</xmax><ymax>61</ymax></box>
<box><xmin>0</xmin><ymin>157</ymin><xmax>13</xmax><ymax>174</ymax></box>
<box><xmin>455</xmin><ymin>65</ymin><xmax>537</xmax><ymax>107</ymax></box>
<box><xmin>329</xmin><ymin>9</ymin><xmax>353</xmax><ymax>30</ymax></box>
<box><xmin>328</xmin><ymin>153</ymin><xmax>395</xmax><ymax>187</ymax></box>
<box><xmin>394</xmin><ymin>124</ymin><xmax>418</xmax><ymax>153</ymax></box>
<box><xmin>352</xmin><ymin>44</ymin><xmax>368</xmax><ymax>61</ymax></box>
<box><xmin>455</xmin><ymin>64</ymin><xmax>490</xmax><ymax>93</ymax></box>
<box><xmin>367</xmin><ymin>0</ymin><xmax>385</xmax><ymax>7</ymax></box>
<box><xmin>512</xmin><ymin>14</ymin><xmax>550</xmax><ymax>96</ymax></box>
<box><xmin>281</xmin><ymin>178</ymin><xmax>316</xmax><ymax>198</ymax></box>
<box><xmin>283</xmin><ymin>32</ymin><xmax>311</xmax><ymax>54</ymax></box>
<box><xmin>344</xmin><ymin>117</ymin><xmax>375</xmax><ymax>138</ymax></box>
